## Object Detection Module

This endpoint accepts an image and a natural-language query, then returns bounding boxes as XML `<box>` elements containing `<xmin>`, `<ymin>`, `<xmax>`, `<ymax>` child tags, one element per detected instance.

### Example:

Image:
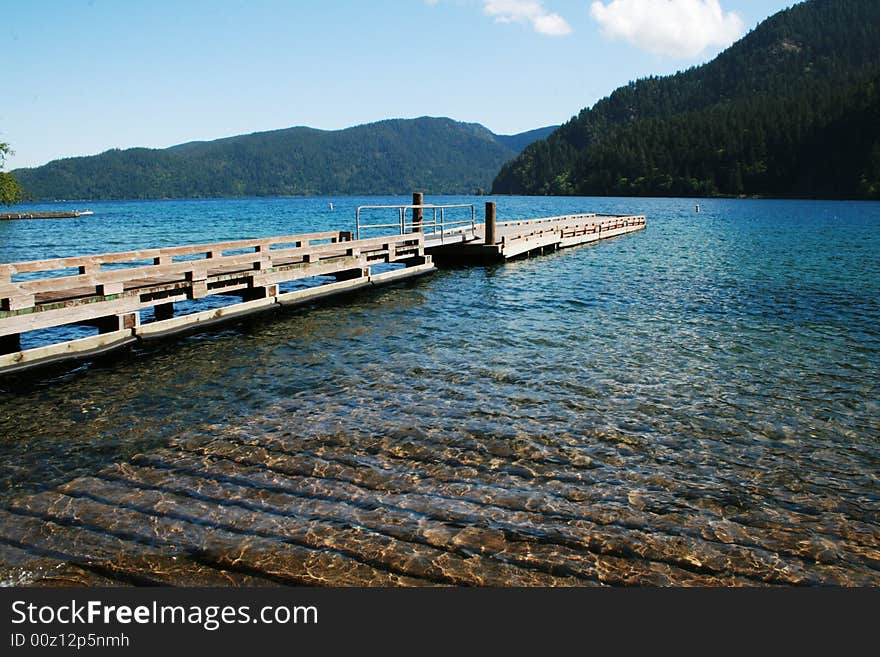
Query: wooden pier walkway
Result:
<box><xmin>425</xmin><ymin>211</ymin><xmax>646</xmax><ymax>261</ymax></box>
<box><xmin>0</xmin><ymin>231</ymin><xmax>431</xmax><ymax>374</ymax></box>
<box><xmin>0</xmin><ymin>199</ymin><xmax>644</xmax><ymax>375</ymax></box>
<box><xmin>356</xmin><ymin>194</ymin><xmax>646</xmax><ymax>261</ymax></box>
<box><xmin>0</xmin><ymin>210</ymin><xmax>94</xmax><ymax>220</ymax></box>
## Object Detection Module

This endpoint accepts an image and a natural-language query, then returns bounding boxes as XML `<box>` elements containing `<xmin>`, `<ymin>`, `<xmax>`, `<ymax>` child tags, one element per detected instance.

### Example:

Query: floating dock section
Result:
<box><xmin>0</xmin><ymin>210</ymin><xmax>94</xmax><ymax>220</ymax></box>
<box><xmin>0</xmin><ymin>197</ymin><xmax>645</xmax><ymax>375</ymax></box>
<box><xmin>0</xmin><ymin>230</ymin><xmax>432</xmax><ymax>374</ymax></box>
<box><xmin>424</xmin><ymin>208</ymin><xmax>646</xmax><ymax>262</ymax></box>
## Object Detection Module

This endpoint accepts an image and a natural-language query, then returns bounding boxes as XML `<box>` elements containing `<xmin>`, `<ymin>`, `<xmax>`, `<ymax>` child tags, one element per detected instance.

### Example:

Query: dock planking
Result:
<box><xmin>0</xmin><ymin>210</ymin><xmax>94</xmax><ymax>220</ymax></box>
<box><xmin>426</xmin><ymin>208</ymin><xmax>646</xmax><ymax>261</ymax></box>
<box><xmin>0</xmin><ymin>199</ymin><xmax>645</xmax><ymax>375</ymax></box>
<box><xmin>0</xmin><ymin>229</ymin><xmax>432</xmax><ymax>374</ymax></box>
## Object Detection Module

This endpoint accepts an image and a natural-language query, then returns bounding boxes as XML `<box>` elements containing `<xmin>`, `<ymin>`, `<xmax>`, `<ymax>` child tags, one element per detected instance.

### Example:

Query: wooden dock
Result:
<box><xmin>425</xmin><ymin>210</ymin><xmax>646</xmax><ymax>261</ymax></box>
<box><xmin>0</xmin><ymin>230</ymin><xmax>432</xmax><ymax>374</ymax></box>
<box><xmin>355</xmin><ymin>195</ymin><xmax>646</xmax><ymax>261</ymax></box>
<box><xmin>0</xmin><ymin>210</ymin><xmax>94</xmax><ymax>220</ymax></box>
<box><xmin>0</xmin><ymin>199</ymin><xmax>644</xmax><ymax>375</ymax></box>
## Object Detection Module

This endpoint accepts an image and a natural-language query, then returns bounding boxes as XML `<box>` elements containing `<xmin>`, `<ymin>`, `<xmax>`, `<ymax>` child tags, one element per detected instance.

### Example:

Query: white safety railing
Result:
<box><xmin>355</xmin><ymin>204</ymin><xmax>476</xmax><ymax>240</ymax></box>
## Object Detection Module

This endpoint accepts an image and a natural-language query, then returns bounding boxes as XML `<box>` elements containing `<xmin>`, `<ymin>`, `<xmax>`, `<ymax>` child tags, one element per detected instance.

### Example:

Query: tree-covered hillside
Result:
<box><xmin>0</xmin><ymin>142</ymin><xmax>23</xmax><ymax>206</ymax></box>
<box><xmin>15</xmin><ymin>118</ymin><xmax>555</xmax><ymax>201</ymax></box>
<box><xmin>492</xmin><ymin>0</ymin><xmax>880</xmax><ymax>199</ymax></box>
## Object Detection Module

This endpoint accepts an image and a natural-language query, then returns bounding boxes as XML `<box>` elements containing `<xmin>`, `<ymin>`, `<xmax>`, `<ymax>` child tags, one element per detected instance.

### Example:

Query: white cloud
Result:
<box><xmin>589</xmin><ymin>0</ymin><xmax>745</xmax><ymax>58</ymax></box>
<box><xmin>482</xmin><ymin>1</ymin><xmax>573</xmax><ymax>36</ymax></box>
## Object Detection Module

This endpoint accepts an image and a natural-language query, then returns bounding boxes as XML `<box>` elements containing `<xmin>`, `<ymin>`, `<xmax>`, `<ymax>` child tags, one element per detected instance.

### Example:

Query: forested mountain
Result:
<box><xmin>493</xmin><ymin>126</ymin><xmax>557</xmax><ymax>153</ymax></box>
<box><xmin>14</xmin><ymin>118</ymin><xmax>556</xmax><ymax>200</ymax></box>
<box><xmin>492</xmin><ymin>0</ymin><xmax>880</xmax><ymax>199</ymax></box>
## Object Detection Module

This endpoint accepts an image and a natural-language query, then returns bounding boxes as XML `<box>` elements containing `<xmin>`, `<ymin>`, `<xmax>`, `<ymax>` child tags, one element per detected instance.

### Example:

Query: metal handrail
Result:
<box><xmin>355</xmin><ymin>204</ymin><xmax>476</xmax><ymax>240</ymax></box>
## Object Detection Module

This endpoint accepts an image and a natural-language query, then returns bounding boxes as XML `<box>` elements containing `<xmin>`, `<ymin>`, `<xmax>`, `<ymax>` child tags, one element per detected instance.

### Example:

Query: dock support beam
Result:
<box><xmin>485</xmin><ymin>201</ymin><xmax>497</xmax><ymax>245</ymax></box>
<box><xmin>412</xmin><ymin>192</ymin><xmax>423</xmax><ymax>233</ymax></box>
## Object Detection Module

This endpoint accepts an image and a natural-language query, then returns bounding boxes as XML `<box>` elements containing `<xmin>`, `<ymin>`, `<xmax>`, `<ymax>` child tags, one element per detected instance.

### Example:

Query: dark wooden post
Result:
<box><xmin>412</xmin><ymin>192</ymin><xmax>423</xmax><ymax>233</ymax></box>
<box><xmin>485</xmin><ymin>201</ymin><xmax>497</xmax><ymax>245</ymax></box>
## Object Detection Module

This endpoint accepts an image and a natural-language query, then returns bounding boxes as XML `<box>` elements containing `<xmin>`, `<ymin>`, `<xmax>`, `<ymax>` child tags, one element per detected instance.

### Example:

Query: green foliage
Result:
<box><xmin>13</xmin><ymin>119</ymin><xmax>556</xmax><ymax>201</ymax></box>
<box><xmin>0</xmin><ymin>141</ymin><xmax>24</xmax><ymax>206</ymax></box>
<box><xmin>492</xmin><ymin>0</ymin><xmax>880</xmax><ymax>200</ymax></box>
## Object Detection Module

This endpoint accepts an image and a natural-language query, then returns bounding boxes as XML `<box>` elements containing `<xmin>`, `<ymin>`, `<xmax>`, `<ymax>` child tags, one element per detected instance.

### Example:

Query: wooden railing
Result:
<box><xmin>2</xmin><ymin>228</ymin><xmax>348</xmax><ymax>277</ymax></box>
<box><xmin>498</xmin><ymin>213</ymin><xmax>598</xmax><ymax>231</ymax></box>
<box><xmin>0</xmin><ymin>231</ymin><xmax>428</xmax><ymax>314</ymax></box>
<box><xmin>0</xmin><ymin>230</ymin><xmax>427</xmax><ymax>343</ymax></box>
<box><xmin>500</xmin><ymin>214</ymin><xmax>645</xmax><ymax>248</ymax></box>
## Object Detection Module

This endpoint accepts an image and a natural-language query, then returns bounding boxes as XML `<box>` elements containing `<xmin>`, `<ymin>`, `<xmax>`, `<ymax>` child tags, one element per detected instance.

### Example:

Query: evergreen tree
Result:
<box><xmin>492</xmin><ymin>0</ymin><xmax>880</xmax><ymax>200</ymax></box>
<box><xmin>13</xmin><ymin>120</ymin><xmax>556</xmax><ymax>201</ymax></box>
<box><xmin>0</xmin><ymin>141</ymin><xmax>24</xmax><ymax>206</ymax></box>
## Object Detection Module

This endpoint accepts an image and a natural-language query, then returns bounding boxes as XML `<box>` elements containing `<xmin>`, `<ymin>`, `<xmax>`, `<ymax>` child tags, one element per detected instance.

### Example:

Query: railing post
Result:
<box><xmin>412</xmin><ymin>192</ymin><xmax>423</xmax><ymax>233</ymax></box>
<box><xmin>485</xmin><ymin>201</ymin><xmax>497</xmax><ymax>245</ymax></box>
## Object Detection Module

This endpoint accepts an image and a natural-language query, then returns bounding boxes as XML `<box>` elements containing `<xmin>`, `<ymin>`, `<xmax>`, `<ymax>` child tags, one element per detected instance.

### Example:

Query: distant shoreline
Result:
<box><xmin>7</xmin><ymin>192</ymin><xmax>880</xmax><ymax>206</ymax></box>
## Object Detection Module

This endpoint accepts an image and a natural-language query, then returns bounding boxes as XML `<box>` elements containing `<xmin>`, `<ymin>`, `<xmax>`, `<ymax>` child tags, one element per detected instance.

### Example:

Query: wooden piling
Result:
<box><xmin>412</xmin><ymin>192</ymin><xmax>423</xmax><ymax>233</ymax></box>
<box><xmin>485</xmin><ymin>201</ymin><xmax>497</xmax><ymax>245</ymax></box>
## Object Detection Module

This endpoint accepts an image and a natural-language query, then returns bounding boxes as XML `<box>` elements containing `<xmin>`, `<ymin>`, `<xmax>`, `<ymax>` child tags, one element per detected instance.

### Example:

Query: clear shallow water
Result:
<box><xmin>0</xmin><ymin>196</ymin><xmax>878</xmax><ymax>585</ymax></box>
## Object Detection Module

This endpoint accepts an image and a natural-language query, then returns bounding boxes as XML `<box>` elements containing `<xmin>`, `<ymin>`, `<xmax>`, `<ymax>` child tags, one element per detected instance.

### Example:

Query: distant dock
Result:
<box><xmin>357</xmin><ymin>194</ymin><xmax>646</xmax><ymax>262</ymax></box>
<box><xmin>0</xmin><ymin>210</ymin><xmax>94</xmax><ymax>220</ymax></box>
<box><xmin>0</xmin><ymin>196</ymin><xmax>645</xmax><ymax>374</ymax></box>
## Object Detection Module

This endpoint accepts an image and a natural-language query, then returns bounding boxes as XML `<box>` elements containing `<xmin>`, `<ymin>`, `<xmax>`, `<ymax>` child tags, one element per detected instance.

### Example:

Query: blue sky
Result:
<box><xmin>2</xmin><ymin>0</ymin><xmax>796</xmax><ymax>170</ymax></box>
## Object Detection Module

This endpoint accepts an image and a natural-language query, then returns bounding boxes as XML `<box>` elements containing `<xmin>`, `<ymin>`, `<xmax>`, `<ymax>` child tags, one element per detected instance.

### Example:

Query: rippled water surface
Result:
<box><xmin>0</xmin><ymin>196</ymin><xmax>878</xmax><ymax>586</ymax></box>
